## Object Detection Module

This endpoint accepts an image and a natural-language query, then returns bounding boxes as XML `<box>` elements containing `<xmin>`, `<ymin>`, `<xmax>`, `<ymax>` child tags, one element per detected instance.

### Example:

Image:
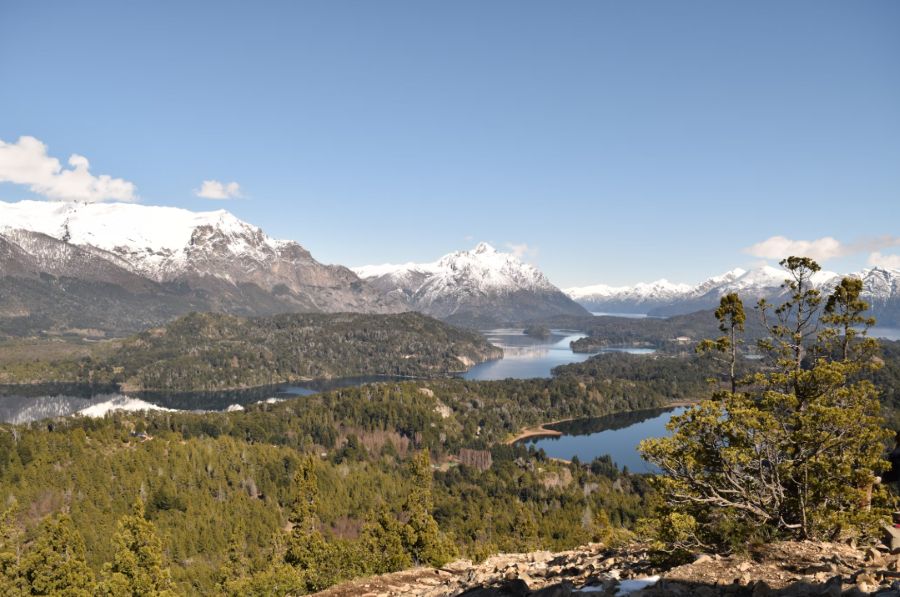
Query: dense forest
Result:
<box><xmin>1</xmin><ymin>278</ymin><xmax>900</xmax><ymax>594</ymax></box>
<box><xmin>0</xmin><ymin>311</ymin><xmax>502</xmax><ymax>391</ymax></box>
<box><xmin>558</xmin><ymin>309</ymin><xmax>769</xmax><ymax>353</ymax></box>
<box><xmin>0</xmin><ymin>371</ymin><xmax>670</xmax><ymax>594</ymax></box>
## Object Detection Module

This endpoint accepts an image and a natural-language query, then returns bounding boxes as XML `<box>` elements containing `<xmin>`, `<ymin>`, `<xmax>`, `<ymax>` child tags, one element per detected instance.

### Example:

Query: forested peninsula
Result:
<box><xmin>0</xmin><ymin>312</ymin><xmax>502</xmax><ymax>391</ymax></box>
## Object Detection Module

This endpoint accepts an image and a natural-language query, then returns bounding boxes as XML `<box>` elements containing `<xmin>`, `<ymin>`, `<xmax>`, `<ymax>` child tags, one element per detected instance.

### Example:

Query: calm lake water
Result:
<box><xmin>462</xmin><ymin>329</ymin><xmax>590</xmax><ymax>380</ymax></box>
<box><xmin>462</xmin><ymin>328</ymin><xmax>655</xmax><ymax>381</ymax></box>
<box><xmin>521</xmin><ymin>407</ymin><xmax>686</xmax><ymax>473</ymax></box>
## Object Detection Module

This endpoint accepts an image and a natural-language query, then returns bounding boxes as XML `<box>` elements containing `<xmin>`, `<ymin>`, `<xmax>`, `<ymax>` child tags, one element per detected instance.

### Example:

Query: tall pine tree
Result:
<box><xmin>20</xmin><ymin>514</ymin><xmax>95</xmax><ymax>596</ymax></box>
<box><xmin>99</xmin><ymin>498</ymin><xmax>174</xmax><ymax>596</ymax></box>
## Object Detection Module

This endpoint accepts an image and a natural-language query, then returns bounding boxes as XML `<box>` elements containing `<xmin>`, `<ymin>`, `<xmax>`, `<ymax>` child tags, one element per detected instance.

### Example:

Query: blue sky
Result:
<box><xmin>1</xmin><ymin>1</ymin><xmax>898</xmax><ymax>287</ymax></box>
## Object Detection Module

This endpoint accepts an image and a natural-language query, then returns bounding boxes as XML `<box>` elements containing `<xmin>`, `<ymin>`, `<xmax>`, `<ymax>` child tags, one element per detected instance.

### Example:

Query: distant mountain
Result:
<box><xmin>566</xmin><ymin>265</ymin><xmax>900</xmax><ymax>325</ymax></box>
<box><xmin>354</xmin><ymin>242</ymin><xmax>590</xmax><ymax>326</ymax></box>
<box><xmin>0</xmin><ymin>200</ymin><xmax>401</xmax><ymax>336</ymax></box>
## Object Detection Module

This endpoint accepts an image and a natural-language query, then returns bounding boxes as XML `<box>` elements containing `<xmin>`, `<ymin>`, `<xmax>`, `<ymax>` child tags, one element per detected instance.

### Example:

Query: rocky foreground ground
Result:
<box><xmin>314</xmin><ymin>540</ymin><xmax>900</xmax><ymax>596</ymax></box>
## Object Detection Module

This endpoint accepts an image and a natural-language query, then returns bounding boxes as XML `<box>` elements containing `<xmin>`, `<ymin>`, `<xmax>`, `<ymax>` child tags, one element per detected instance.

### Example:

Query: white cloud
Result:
<box><xmin>505</xmin><ymin>242</ymin><xmax>539</xmax><ymax>261</ymax></box>
<box><xmin>196</xmin><ymin>180</ymin><xmax>242</xmax><ymax>200</ymax></box>
<box><xmin>868</xmin><ymin>251</ymin><xmax>900</xmax><ymax>269</ymax></box>
<box><xmin>0</xmin><ymin>135</ymin><xmax>137</xmax><ymax>202</ymax></box>
<box><xmin>744</xmin><ymin>235</ymin><xmax>900</xmax><ymax>263</ymax></box>
<box><xmin>744</xmin><ymin>236</ymin><xmax>844</xmax><ymax>261</ymax></box>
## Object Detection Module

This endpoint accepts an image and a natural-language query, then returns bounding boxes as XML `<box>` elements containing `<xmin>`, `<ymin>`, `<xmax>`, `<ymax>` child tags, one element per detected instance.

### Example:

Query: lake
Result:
<box><xmin>0</xmin><ymin>328</ymin><xmax>649</xmax><ymax>423</ymax></box>
<box><xmin>462</xmin><ymin>329</ymin><xmax>590</xmax><ymax>380</ymax></box>
<box><xmin>520</xmin><ymin>407</ymin><xmax>686</xmax><ymax>473</ymax></box>
<box><xmin>462</xmin><ymin>328</ymin><xmax>654</xmax><ymax>380</ymax></box>
<box><xmin>0</xmin><ymin>376</ymin><xmax>412</xmax><ymax>424</ymax></box>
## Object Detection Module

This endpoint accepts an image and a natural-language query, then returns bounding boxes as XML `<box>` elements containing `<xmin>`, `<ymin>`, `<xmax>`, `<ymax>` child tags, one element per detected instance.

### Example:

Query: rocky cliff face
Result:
<box><xmin>314</xmin><ymin>540</ymin><xmax>900</xmax><ymax>596</ymax></box>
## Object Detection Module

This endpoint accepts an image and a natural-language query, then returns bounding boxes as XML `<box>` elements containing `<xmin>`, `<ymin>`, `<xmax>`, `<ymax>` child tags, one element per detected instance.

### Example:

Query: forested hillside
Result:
<box><xmin>0</xmin><ymin>372</ymin><xmax>672</xmax><ymax>594</ymax></box>
<box><xmin>565</xmin><ymin>309</ymin><xmax>769</xmax><ymax>353</ymax></box>
<box><xmin>0</xmin><ymin>312</ymin><xmax>502</xmax><ymax>391</ymax></box>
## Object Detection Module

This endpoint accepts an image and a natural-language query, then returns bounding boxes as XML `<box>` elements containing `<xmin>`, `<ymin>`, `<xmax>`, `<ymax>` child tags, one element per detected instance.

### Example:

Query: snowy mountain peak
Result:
<box><xmin>0</xmin><ymin>199</ymin><xmax>402</xmax><ymax>330</ymax></box>
<box><xmin>0</xmin><ymin>199</ymin><xmax>290</xmax><ymax>281</ymax></box>
<box><xmin>354</xmin><ymin>243</ymin><xmax>588</xmax><ymax>323</ymax></box>
<box><xmin>472</xmin><ymin>241</ymin><xmax>496</xmax><ymax>254</ymax></box>
<box><xmin>355</xmin><ymin>243</ymin><xmax>554</xmax><ymax>295</ymax></box>
<box><xmin>566</xmin><ymin>263</ymin><xmax>899</xmax><ymax>322</ymax></box>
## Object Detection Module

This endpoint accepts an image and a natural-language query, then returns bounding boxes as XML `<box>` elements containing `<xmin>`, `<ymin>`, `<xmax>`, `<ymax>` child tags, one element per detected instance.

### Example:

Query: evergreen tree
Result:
<box><xmin>697</xmin><ymin>292</ymin><xmax>745</xmax><ymax>394</ymax></box>
<box><xmin>284</xmin><ymin>456</ymin><xmax>332</xmax><ymax>592</ymax></box>
<box><xmin>0</xmin><ymin>506</ymin><xmax>24</xmax><ymax>596</ymax></box>
<box><xmin>20</xmin><ymin>514</ymin><xmax>95</xmax><ymax>596</ymax></box>
<box><xmin>360</xmin><ymin>506</ymin><xmax>411</xmax><ymax>574</ymax></box>
<box><xmin>822</xmin><ymin>276</ymin><xmax>877</xmax><ymax>361</ymax></box>
<box><xmin>217</xmin><ymin>524</ymin><xmax>248</xmax><ymax>590</ymax></box>
<box><xmin>641</xmin><ymin>256</ymin><xmax>892</xmax><ymax>548</ymax></box>
<box><xmin>402</xmin><ymin>451</ymin><xmax>454</xmax><ymax>566</ymax></box>
<box><xmin>757</xmin><ymin>256</ymin><xmax>822</xmax><ymax>374</ymax></box>
<box><xmin>512</xmin><ymin>501</ymin><xmax>539</xmax><ymax>551</ymax></box>
<box><xmin>99</xmin><ymin>498</ymin><xmax>174</xmax><ymax>596</ymax></box>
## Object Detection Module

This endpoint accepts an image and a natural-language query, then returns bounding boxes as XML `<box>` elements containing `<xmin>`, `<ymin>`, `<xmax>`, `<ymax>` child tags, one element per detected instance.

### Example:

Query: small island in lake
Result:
<box><xmin>523</xmin><ymin>325</ymin><xmax>551</xmax><ymax>339</ymax></box>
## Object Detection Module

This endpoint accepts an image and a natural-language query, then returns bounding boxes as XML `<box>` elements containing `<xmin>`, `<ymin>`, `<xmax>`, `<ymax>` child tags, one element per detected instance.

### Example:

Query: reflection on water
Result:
<box><xmin>462</xmin><ymin>329</ymin><xmax>591</xmax><ymax>380</ymax></box>
<box><xmin>521</xmin><ymin>407</ymin><xmax>686</xmax><ymax>473</ymax></box>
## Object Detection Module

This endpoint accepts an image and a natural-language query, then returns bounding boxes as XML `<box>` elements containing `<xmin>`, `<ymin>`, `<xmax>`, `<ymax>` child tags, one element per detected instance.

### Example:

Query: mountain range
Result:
<box><xmin>352</xmin><ymin>242</ymin><xmax>589</xmax><ymax>327</ymax></box>
<box><xmin>4</xmin><ymin>199</ymin><xmax>896</xmax><ymax>336</ymax></box>
<box><xmin>0</xmin><ymin>200</ymin><xmax>585</xmax><ymax>336</ymax></box>
<box><xmin>0</xmin><ymin>200</ymin><xmax>402</xmax><ymax>336</ymax></box>
<box><xmin>566</xmin><ymin>265</ymin><xmax>900</xmax><ymax>325</ymax></box>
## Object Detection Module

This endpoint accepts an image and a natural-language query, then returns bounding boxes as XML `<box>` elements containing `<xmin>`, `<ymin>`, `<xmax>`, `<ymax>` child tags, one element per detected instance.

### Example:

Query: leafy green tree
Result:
<box><xmin>641</xmin><ymin>256</ymin><xmax>892</xmax><ymax>548</ymax></box>
<box><xmin>697</xmin><ymin>293</ymin><xmax>746</xmax><ymax>393</ymax></box>
<box><xmin>99</xmin><ymin>499</ymin><xmax>174</xmax><ymax>596</ymax></box>
<box><xmin>20</xmin><ymin>514</ymin><xmax>96</xmax><ymax>596</ymax></box>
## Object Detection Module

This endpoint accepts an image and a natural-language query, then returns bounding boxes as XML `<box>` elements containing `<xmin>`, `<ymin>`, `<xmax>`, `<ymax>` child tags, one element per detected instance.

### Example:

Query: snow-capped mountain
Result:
<box><xmin>566</xmin><ymin>279</ymin><xmax>695</xmax><ymax>313</ymax></box>
<box><xmin>566</xmin><ymin>265</ymin><xmax>900</xmax><ymax>324</ymax></box>
<box><xmin>0</xmin><ymin>200</ymin><xmax>400</xmax><ymax>336</ymax></box>
<box><xmin>354</xmin><ymin>243</ymin><xmax>589</xmax><ymax>325</ymax></box>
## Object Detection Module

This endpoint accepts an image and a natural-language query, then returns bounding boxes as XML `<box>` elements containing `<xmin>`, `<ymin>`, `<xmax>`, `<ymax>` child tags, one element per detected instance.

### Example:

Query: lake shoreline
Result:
<box><xmin>506</xmin><ymin>398</ymin><xmax>702</xmax><ymax>447</ymax></box>
<box><xmin>504</xmin><ymin>418</ymin><xmax>573</xmax><ymax>445</ymax></box>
